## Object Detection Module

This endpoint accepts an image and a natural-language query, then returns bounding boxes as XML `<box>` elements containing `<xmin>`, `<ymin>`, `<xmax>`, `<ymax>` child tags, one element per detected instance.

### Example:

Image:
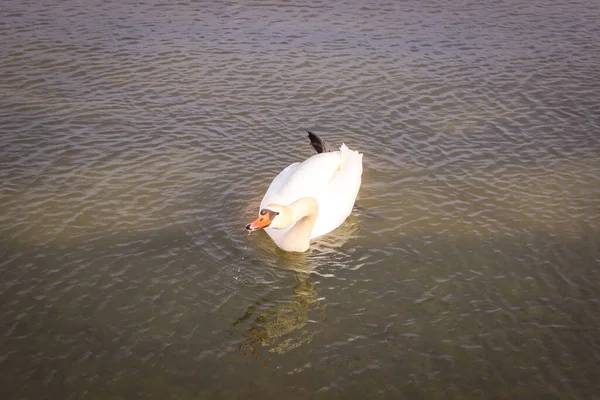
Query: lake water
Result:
<box><xmin>1</xmin><ymin>0</ymin><xmax>600</xmax><ymax>398</ymax></box>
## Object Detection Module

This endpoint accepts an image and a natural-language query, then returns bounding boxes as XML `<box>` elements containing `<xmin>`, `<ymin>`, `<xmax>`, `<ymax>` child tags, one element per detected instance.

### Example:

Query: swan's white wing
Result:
<box><xmin>260</xmin><ymin>152</ymin><xmax>341</xmax><ymax>210</ymax></box>
<box><xmin>311</xmin><ymin>145</ymin><xmax>362</xmax><ymax>237</ymax></box>
<box><xmin>259</xmin><ymin>161</ymin><xmax>300</xmax><ymax>211</ymax></box>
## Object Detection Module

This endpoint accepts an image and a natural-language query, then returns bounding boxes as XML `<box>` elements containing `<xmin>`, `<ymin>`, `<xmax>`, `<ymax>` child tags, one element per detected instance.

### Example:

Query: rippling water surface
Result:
<box><xmin>1</xmin><ymin>0</ymin><xmax>600</xmax><ymax>398</ymax></box>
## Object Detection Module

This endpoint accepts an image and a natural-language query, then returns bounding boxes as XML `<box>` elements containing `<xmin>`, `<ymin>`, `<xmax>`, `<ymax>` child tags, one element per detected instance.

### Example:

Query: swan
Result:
<box><xmin>246</xmin><ymin>131</ymin><xmax>363</xmax><ymax>252</ymax></box>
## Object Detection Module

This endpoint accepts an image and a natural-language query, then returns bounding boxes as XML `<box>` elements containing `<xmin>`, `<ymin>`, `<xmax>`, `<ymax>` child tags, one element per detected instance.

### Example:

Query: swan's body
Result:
<box><xmin>247</xmin><ymin>133</ymin><xmax>363</xmax><ymax>252</ymax></box>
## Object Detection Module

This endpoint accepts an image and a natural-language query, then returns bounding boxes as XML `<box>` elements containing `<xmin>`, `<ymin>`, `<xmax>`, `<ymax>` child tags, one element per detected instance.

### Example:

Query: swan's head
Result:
<box><xmin>246</xmin><ymin>207</ymin><xmax>281</xmax><ymax>231</ymax></box>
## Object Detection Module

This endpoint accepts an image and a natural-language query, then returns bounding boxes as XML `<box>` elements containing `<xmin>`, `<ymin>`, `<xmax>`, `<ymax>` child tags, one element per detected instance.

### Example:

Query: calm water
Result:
<box><xmin>1</xmin><ymin>0</ymin><xmax>600</xmax><ymax>398</ymax></box>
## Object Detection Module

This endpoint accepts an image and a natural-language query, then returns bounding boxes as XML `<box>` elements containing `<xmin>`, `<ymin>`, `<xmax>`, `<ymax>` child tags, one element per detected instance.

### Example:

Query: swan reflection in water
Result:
<box><xmin>235</xmin><ymin>274</ymin><xmax>323</xmax><ymax>357</ymax></box>
<box><xmin>236</xmin><ymin>214</ymin><xmax>359</xmax><ymax>357</ymax></box>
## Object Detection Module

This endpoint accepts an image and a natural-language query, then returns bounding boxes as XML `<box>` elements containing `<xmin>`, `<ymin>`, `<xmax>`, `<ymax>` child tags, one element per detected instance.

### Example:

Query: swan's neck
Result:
<box><xmin>280</xmin><ymin>197</ymin><xmax>318</xmax><ymax>252</ymax></box>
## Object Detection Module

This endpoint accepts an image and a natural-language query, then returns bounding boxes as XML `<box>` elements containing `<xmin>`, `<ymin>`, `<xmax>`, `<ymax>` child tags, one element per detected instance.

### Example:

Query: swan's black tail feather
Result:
<box><xmin>306</xmin><ymin>130</ymin><xmax>327</xmax><ymax>154</ymax></box>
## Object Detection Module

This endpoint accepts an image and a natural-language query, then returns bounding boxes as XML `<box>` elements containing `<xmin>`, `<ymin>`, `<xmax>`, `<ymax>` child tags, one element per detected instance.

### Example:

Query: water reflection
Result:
<box><xmin>234</xmin><ymin>216</ymin><xmax>361</xmax><ymax>358</ymax></box>
<box><xmin>235</xmin><ymin>275</ymin><xmax>323</xmax><ymax>358</ymax></box>
<box><xmin>2</xmin><ymin>0</ymin><xmax>600</xmax><ymax>397</ymax></box>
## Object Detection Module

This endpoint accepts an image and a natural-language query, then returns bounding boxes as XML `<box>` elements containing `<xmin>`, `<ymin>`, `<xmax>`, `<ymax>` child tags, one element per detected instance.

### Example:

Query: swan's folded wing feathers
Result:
<box><xmin>260</xmin><ymin>152</ymin><xmax>340</xmax><ymax>210</ymax></box>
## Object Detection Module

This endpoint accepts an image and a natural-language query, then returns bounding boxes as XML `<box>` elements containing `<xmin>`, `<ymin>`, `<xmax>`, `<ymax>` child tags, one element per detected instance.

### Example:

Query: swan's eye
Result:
<box><xmin>260</xmin><ymin>209</ymin><xmax>278</xmax><ymax>217</ymax></box>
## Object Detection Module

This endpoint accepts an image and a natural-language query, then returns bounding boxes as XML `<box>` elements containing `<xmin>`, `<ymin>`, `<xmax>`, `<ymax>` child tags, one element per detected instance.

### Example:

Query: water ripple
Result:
<box><xmin>1</xmin><ymin>0</ymin><xmax>600</xmax><ymax>398</ymax></box>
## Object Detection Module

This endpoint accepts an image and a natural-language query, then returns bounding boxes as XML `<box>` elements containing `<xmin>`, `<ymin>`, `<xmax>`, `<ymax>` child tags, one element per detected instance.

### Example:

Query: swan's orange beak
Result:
<box><xmin>246</xmin><ymin>210</ymin><xmax>272</xmax><ymax>231</ymax></box>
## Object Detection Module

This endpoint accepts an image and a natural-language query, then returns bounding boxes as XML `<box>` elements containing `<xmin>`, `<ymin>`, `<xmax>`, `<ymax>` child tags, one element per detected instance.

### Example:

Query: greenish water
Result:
<box><xmin>1</xmin><ymin>0</ymin><xmax>599</xmax><ymax>399</ymax></box>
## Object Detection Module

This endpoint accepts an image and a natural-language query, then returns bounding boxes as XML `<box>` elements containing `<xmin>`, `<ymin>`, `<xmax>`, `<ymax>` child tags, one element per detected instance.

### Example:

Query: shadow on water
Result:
<box><xmin>0</xmin><ymin>218</ymin><xmax>599</xmax><ymax>399</ymax></box>
<box><xmin>0</xmin><ymin>140</ymin><xmax>598</xmax><ymax>398</ymax></box>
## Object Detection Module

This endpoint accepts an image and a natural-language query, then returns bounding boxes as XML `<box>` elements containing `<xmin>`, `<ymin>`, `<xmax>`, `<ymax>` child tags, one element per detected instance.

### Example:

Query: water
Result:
<box><xmin>1</xmin><ymin>0</ymin><xmax>600</xmax><ymax>398</ymax></box>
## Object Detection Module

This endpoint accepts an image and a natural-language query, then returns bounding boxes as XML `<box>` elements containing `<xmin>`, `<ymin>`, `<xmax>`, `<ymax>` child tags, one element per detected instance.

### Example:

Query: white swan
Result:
<box><xmin>246</xmin><ymin>131</ymin><xmax>363</xmax><ymax>252</ymax></box>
